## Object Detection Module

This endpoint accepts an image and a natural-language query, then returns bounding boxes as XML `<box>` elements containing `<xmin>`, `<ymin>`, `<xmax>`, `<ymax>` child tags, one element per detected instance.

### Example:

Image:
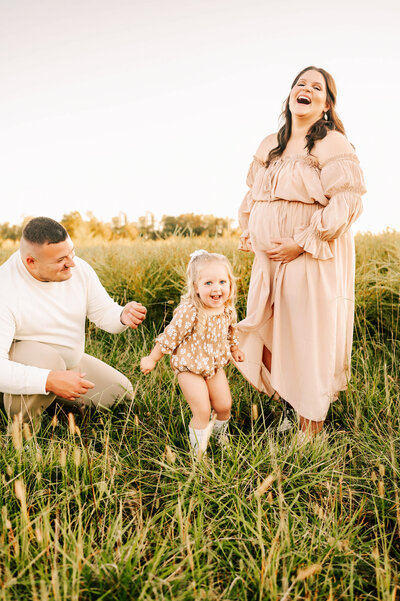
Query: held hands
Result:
<box><xmin>46</xmin><ymin>371</ymin><xmax>95</xmax><ymax>401</ymax></box>
<box><xmin>266</xmin><ymin>238</ymin><xmax>303</xmax><ymax>263</ymax></box>
<box><xmin>231</xmin><ymin>347</ymin><xmax>245</xmax><ymax>362</ymax></box>
<box><xmin>140</xmin><ymin>356</ymin><xmax>157</xmax><ymax>374</ymax></box>
<box><xmin>140</xmin><ymin>344</ymin><xmax>164</xmax><ymax>374</ymax></box>
<box><xmin>121</xmin><ymin>301</ymin><xmax>147</xmax><ymax>329</ymax></box>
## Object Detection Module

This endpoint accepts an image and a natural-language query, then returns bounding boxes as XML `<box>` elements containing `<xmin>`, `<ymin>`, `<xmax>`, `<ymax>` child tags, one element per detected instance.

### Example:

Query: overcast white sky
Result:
<box><xmin>1</xmin><ymin>0</ymin><xmax>399</xmax><ymax>233</ymax></box>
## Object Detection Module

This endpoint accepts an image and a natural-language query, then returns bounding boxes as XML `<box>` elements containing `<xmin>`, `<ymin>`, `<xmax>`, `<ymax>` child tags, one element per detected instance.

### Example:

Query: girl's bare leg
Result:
<box><xmin>262</xmin><ymin>345</ymin><xmax>272</xmax><ymax>372</ymax></box>
<box><xmin>177</xmin><ymin>372</ymin><xmax>211</xmax><ymax>429</ymax></box>
<box><xmin>299</xmin><ymin>416</ymin><xmax>324</xmax><ymax>435</ymax></box>
<box><xmin>206</xmin><ymin>369</ymin><xmax>232</xmax><ymax>420</ymax></box>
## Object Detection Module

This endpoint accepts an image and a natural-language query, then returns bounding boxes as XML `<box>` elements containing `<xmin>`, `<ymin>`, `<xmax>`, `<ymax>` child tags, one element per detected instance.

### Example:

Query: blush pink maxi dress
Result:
<box><xmin>236</xmin><ymin>136</ymin><xmax>366</xmax><ymax>422</ymax></box>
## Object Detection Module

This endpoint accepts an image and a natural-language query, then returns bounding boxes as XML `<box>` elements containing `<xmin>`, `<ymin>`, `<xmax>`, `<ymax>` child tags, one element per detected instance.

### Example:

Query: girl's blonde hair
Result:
<box><xmin>180</xmin><ymin>250</ymin><xmax>237</xmax><ymax>333</ymax></box>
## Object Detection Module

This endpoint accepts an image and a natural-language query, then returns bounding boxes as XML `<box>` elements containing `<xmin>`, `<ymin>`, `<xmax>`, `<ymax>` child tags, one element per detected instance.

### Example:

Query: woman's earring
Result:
<box><xmin>324</xmin><ymin>112</ymin><xmax>328</xmax><ymax>121</ymax></box>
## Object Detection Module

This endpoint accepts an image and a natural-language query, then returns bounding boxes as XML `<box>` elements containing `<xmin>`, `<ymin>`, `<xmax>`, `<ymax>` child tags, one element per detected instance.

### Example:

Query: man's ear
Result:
<box><xmin>25</xmin><ymin>256</ymin><xmax>35</xmax><ymax>267</ymax></box>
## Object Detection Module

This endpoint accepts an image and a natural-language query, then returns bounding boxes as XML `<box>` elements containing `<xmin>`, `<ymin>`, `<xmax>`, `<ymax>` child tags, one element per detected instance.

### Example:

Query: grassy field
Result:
<box><xmin>0</xmin><ymin>232</ymin><xmax>399</xmax><ymax>600</ymax></box>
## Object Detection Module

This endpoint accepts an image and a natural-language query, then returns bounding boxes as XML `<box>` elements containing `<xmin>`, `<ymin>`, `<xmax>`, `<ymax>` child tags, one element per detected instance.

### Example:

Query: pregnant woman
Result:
<box><xmin>237</xmin><ymin>66</ymin><xmax>366</xmax><ymax>438</ymax></box>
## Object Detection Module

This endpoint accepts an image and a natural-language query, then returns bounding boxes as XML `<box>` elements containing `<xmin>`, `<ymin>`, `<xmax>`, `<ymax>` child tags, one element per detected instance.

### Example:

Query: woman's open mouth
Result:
<box><xmin>297</xmin><ymin>95</ymin><xmax>311</xmax><ymax>105</ymax></box>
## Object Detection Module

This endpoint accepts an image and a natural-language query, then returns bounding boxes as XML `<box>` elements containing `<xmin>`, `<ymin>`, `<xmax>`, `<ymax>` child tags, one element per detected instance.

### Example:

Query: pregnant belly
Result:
<box><xmin>249</xmin><ymin>200</ymin><xmax>321</xmax><ymax>251</ymax></box>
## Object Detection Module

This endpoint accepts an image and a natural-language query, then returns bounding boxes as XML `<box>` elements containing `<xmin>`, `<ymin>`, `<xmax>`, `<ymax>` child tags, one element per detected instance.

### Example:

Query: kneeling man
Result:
<box><xmin>0</xmin><ymin>216</ymin><xmax>146</xmax><ymax>426</ymax></box>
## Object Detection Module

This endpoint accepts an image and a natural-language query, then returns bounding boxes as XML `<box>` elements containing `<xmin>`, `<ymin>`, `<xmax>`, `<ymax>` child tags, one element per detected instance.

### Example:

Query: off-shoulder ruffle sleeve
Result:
<box><xmin>156</xmin><ymin>302</ymin><xmax>197</xmax><ymax>354</ymax></box>
<box><xmin>238</xmin><ymin>155</ymin><xmax>265</xmax><ymax>248</ymax></box>
<box><xmin>293</xmin><ymin>154</ymin><xmax>366</xmax><ymax>260</ymax></box>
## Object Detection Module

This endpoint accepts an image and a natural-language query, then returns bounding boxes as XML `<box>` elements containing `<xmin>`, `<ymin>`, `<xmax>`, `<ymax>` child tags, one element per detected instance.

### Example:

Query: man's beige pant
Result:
<box><xmin>2</xmin><ymin>341</ymin><xmax>134</xmax><ymax>424</ymax></box>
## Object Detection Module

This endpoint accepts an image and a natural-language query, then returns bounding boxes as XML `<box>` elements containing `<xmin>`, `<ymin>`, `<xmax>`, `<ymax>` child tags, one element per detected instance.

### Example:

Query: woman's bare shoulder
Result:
<box><xmin>254</xmin><ymin>133</ymin><xmax>278</xmax><ymax>161</ymax></box>
<box><xmin>313</xmin><ymin>130</ymin><xmax>355</xmax><ymax>164</ymax></box>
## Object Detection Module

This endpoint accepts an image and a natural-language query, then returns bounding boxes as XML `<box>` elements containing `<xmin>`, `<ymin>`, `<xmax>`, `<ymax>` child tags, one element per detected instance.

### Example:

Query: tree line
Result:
<box><xmin>0</xmin><ymin>211</ymin><xmax>234</xmax><ymax>243</ymax></box>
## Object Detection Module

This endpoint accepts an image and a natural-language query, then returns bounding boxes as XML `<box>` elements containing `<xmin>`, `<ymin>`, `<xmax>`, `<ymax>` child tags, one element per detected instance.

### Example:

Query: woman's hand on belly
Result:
<box><xmin>267</xmin><ymin>238</ymin><xmax>304</xmax><ymax>263</ymax></box>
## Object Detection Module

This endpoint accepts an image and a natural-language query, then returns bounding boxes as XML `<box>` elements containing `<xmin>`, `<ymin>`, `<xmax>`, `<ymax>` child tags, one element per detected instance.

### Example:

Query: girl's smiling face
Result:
<box><xmin>289</xmin><ymin>69</ymin><xmax>329</xmax><ymax>122</ymax></box>
<box><xmin>195</xmin><ymin>261</ymin><xmax>231</xmax><ymax>311</ymax></box>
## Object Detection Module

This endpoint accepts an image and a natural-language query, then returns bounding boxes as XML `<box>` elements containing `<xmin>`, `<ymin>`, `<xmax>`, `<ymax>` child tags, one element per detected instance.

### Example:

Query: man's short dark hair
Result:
<box><xmin>22</xmin><ymin>217</ymin><xmax>68</xmax><ymax>245</ymax></box>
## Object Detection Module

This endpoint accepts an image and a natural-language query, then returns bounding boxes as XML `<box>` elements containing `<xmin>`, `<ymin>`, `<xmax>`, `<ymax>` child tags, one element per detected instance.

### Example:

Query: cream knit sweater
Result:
<box><xmin>0</xmin><ymin>251</ymin><xmax>126</xmax><ymax>395</ymax></box>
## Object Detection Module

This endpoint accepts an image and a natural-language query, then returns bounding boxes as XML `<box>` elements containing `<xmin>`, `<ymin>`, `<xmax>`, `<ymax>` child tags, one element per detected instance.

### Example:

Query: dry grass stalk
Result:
<box><xmin>59</xmin><ymin>448</ymin><xmax>67</xmax><ymax>468</ymax></box>
<box><xmin>2</xmin><ymin>506</ymin><xmax>12</xmax><ymax>530</ymax></box>
<box><xmin>134</xmin><ymin>414</ymin><xmax>139</xmax><ymax>427</ymax></box>
<box><xmin>14</xmin><ymin>480</ymin><xmax>26</xmax><ymax>504</ymax></box>
<box><xmin>68</xmin><ymin>412</ymin><xmax>76</xmax><ymax>435</ymax></box>
<box><xmin>22</xmin><ymin>422</ymin><xmax>32</xmax><ymax>441</ymax></box>
<box><xmin>115</xmin><ymin>530</ymin><xmax>122</xmax><ymax>562</ymax></box>
<box><xmin>51</xmin><ymin>414</ymin><xmax>58</xmax><ymax>428</ymax></box>
<box><xmin>254</xmin><ymin>474</ymin><xmax>275</xmax><ymax>497</ymax></box>
<box><xmin>51</xmin><ymin>567</ymin><xmax>60</xmax><ymax>601</ymax></box>
<box><xmin>29</xmin><ymin>571</ymin><xmax>40</xmax><ymax>601</ymax></box>
<box><xmin>313</xmin><ymin>503</ymin><xmax>326</xmax><ymax>520</ymax></box>
<box><xmin>11</xmin><ymin>416</ymin><xmax>22</xmax><ymax>450</ymax></box>
<box><xmin>252</xmin><ymin>404</ymin><xmax>259</xmax><ymax>420</ymax></box>
<box><xmin>35</xmin><ymin>527</ymin><xmax>44</xmax><ymax>544</ymax></box>
<box><xmin>337</xmin><ymin>539</ymin><xmax>350</xmax><ymax>552</ymax></box>
<box><xmin>165</xmin><ymin>445</ymin><xmax>176</xmax><ymax>465</ymax></box>
<box><xmin>378</xmin><ymin>480</ymin><xmax>385</xmax><ymax>497</ymax></box>
<box><xmin>40</xmin><ymin>580</ymin><xmax>49</xmax><ymax>601</ymax></box>
<box><xmin>281</xmin><ymin>563</ymin><xmax>322</xmax><ymax>601</ymax></box>
<box><xmin>14</xmin><ymin>480</ymin><xmax>29</xmax><ymax>524</ymax></box>
<box><xmin>73</xmin><ymin>448</ymin><xmax>81</xmax><ymax>467</ymax></box>
<box><xmin>296</xmin><ymin>563</ymin><xmax>322</xmax><ymax>581</ymax></box>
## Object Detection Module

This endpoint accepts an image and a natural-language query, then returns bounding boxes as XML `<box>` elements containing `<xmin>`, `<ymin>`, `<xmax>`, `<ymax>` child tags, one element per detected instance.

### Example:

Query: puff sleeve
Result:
<box><xmin>293</xmin><ymin>154</ymin><xmax>366</xmax><ymax>260</ymax></box>
<box><xmin>227</xmin><ymin>309</ymin><xmax>239</xmax><ymax>348</ymax></box>
<box><xmin>156</xmin><ymin>302</ymin><xmax>197</xmax><ymax>354</ymax></box>
<box><xmin>238</xmin><ymin>156</ymin><xmax>265</xmax><ymax>251</ymax></box>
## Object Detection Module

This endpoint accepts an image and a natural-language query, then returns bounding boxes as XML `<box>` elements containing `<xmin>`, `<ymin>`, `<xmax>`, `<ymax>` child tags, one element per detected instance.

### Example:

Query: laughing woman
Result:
<box><xmin>236</xmin><ymin>66</ymin><xmax>366</xmax><ymax>438</ymax></box>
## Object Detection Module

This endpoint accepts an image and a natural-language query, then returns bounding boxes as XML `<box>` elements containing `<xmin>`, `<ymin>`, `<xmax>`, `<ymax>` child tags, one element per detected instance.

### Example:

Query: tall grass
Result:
<box><xmin>0</xmin><ymin>232</ymin><xmax>399</xmax><ymax>600</ymax></box>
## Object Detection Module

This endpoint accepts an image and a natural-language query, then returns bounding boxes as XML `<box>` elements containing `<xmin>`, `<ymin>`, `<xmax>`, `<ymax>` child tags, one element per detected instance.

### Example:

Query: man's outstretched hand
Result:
<box><xmin>46</xmin><ymin>371</ymin><xmax>95</xmax><ymax>401</ymax></box>
<box><xmin>120</xmin><ymin>301</ymin><xmax>147</xmax><ymax>329</ymax></box>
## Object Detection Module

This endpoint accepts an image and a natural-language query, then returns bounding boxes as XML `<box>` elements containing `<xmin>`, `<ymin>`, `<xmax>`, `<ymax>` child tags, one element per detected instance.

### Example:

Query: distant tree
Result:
<box><xmin>111</xmin><ymin>212</ymin><xmax>128</xmax><ymax>229</ymax></box>
<box><xmin>60</xmin><ymin>211</ymin><xmax>85</xmax><ymax>238</ymax></box>
<box><xmin>0</xmin><ymin>211</ymin><xmax>233</xmax><ymax>245</ymax></box>
<box><xmin>112</xmin><ymin>222</ymin><xmax>139</xmax><ymax>240</ymax></box>
<box><xmin>202</xmin><ymin>215</ymin><xmax>232</xmax><ymax>236</ymax></box>
<box><xmin>0</xmin><ymin>222</ymin><xmax>22</xmax><ymax>242</ymax></box>
<box><xmin>177</xmin><ymin>213</ymin><xmax>204</xmax><ymax>236</ymax></box>
<box><xmin>137</xmin><ymin>212</ymin><xmax>156</xmax><ymax>239</ymax></box>
<box><xmin>160</xmin><ymin>213</ymin><xmax>231</xmax><ymax>237</ymax></box>
<box><xmin>161</xmin><ymin>215</ymin><xmax>179</xmax><ymax>237</ymax></box>
<box><xmin>86</xmin><ymin>212</ymin><xmax>113</xmax><ymax>240</ymax></box>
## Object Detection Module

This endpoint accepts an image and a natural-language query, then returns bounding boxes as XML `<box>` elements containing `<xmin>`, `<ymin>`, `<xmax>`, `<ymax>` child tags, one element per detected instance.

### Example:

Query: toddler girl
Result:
<box><xmin>140</xmin><ymin>249</ymin><xmax>244</xmax><ymax>452</ymax></box>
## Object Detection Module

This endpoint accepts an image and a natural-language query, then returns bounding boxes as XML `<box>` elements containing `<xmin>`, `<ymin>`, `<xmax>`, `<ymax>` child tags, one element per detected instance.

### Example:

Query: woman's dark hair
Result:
<box><xmin>22</xmin><ymin>217</ymin><xmax>68</xmax><ymax>245</ymax></box>
<box><xmin>266</xmin><ymin>66</ymin><xmax>346</xmax><ymax>167</ymax></box>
